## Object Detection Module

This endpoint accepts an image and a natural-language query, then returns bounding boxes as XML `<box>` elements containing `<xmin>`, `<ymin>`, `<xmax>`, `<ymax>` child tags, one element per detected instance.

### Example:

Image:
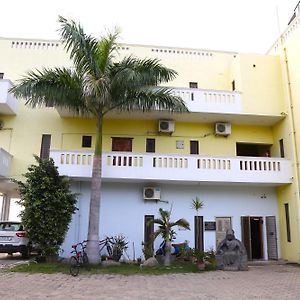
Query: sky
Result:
<box><xmin>0</xmin><ymin>0</ymin><xmax>298</xmax><ymax>54</ymax></box>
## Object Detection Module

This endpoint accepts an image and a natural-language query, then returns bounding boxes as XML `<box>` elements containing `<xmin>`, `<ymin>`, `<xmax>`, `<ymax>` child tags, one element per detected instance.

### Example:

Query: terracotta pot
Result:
<box><xmin>197</xmin><ymin>262</ymin><xmax>205</xmax><ymax>271</ymax></box>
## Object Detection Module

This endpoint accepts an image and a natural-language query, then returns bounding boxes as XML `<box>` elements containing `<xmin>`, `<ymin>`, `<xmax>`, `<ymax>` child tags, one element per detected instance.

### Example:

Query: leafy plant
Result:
<box><xmin>191</xmin><ymin>197</ymin><xmax>204</xmax><ymax>216</ymax></box>
<box><xmin>142</xmin><ymin>241</ymin><xmax>154</xmax><ymax>260</ymax></box>
<box><xmin>151</xmin><ymin>208</ymin><xmax>190</xmax><ymax>266</ymax></box>
<box><xmin>14</xmin><ymin>155</ymin><xmax>77</xmax><ymax>256</ymax></box>
<box><xmin>111</xmin><ymin>234</ymin><xmax>128</xmax><ymax>261</ymax></box>
<box><xmin>192</xmin><ymin>249</ymin><xmax>207</xmax><ymax>263</ymax></box>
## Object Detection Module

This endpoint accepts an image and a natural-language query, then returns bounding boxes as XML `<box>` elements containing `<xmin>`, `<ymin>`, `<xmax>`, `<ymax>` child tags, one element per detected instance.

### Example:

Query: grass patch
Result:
<box><xmin>9</xmin><ymin>261</ymin><xmax>205</xmax><ymax>275</ymax></box>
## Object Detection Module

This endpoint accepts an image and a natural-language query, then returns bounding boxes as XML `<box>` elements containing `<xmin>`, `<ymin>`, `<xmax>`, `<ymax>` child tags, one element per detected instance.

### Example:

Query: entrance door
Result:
<box><xmin>266</xmin><ymin>216</ymin><xmax>278</xmax><ymax>260</ymax></box>
<box><xmin>194</xmin><ymin>216</ymin><xmax>204</xmax><ymax>250</ymax></box>
<box><xmin>144</xmin><ymin>215</ymin><xmax>154</xmax><ymax>258</ymax></box>
<box><xmin>241</xmin><ymin>216</ymin><xmax>264</xmax><ymax>260</ymax></box>
<box><xmin>216</xmin><ymin>217</ymin><xmax>232</xmax><ymax>248</ymax></box>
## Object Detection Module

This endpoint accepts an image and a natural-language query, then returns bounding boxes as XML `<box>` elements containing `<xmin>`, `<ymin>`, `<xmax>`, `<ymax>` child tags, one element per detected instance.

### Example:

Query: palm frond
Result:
<box><xmin>111</xmin><ymin>56</ymin><xmax>178</xmax><ymax>87</ymax></box>
<box><xmin>58</xmin><ymin>16</ymin><xmax>100</xmax><ymax>78</ymax></box>
<box><xmin>9</xmin><ymin>67</ymin><xmax>90</xmax><ymax>116</ymax></box>
<box><xmin>96</xmin><ymin>27</ymin><xmax>120</xmax><ymax>74</ymax></box>
<box><xmin>109</xmin><ymin>87</ymin><xmax>188</xmax><ymax>114</ymax></box>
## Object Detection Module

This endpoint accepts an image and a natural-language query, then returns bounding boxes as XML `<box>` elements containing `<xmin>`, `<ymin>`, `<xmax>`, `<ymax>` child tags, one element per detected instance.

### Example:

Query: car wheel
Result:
<box><xmin>21</xmin><ymin>247</ymin><xmax>30</xmax><ymax>259</ymax></box>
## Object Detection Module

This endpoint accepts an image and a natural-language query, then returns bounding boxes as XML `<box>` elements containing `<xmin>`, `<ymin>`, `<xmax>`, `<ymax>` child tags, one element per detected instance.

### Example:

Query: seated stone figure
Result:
<box><xmin>216</xmin><ymin>229</ymin><xmax>248</xmax><ymax>271</ymax></box>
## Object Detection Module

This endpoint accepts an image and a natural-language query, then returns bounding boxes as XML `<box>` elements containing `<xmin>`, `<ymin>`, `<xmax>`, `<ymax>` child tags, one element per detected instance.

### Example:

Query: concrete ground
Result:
<box><xmin>0</xmin><ymin>256</ymin><xmax>300</xmax><ymax>299</ymax></box>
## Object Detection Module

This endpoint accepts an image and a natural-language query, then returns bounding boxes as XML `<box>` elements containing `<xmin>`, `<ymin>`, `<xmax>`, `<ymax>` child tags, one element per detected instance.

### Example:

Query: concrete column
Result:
<box><xmin>0</xmin><ymin>194</ymin><xmax>10</xmax><ymax>221</ymax></box>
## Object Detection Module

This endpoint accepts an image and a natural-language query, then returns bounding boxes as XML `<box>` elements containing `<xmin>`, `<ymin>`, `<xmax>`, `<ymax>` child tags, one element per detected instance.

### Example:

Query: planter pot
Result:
<box><xmin>196</xmin><ymin>262</ymin><xmax>205</xmax><ymax>271</ymax></box>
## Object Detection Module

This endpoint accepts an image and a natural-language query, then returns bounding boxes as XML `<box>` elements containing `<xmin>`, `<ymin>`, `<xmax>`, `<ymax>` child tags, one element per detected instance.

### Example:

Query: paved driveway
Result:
<box><xmin>0</xmin><ymin>253</ymin><xmax>29</xmax><ymax>269</ymax></box>
<box><xmin>0</xmin><ymin>263</ymin><xmax>300</xmax><ymax>299</ymax></box>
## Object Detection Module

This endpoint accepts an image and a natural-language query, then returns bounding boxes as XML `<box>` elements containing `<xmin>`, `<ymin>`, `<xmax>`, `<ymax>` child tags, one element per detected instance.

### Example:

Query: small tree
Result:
<box><xmin>15</xmin><ymin>156</ymin><xmax>77</xmax><ymax>256</ymax></box>
<box><xmin>191</xmin><ymin>196</ymin><xmax>204</xmax><ymax>217</ymax></box>
<box><xmin>152</xmin><ymin>208</ymin><xmax>190</xmax><ymax>266</ymax></box>
<box><xmin>191</xmin><ymin>196</ymin><xmax>204</xmax><ymax>250</ymax></box>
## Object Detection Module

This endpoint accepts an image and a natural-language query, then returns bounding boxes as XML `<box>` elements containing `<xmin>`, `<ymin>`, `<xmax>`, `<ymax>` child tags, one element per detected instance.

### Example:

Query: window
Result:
<box><xmin>279</xmin><ymin>139</ymin><xmax>285</xmax><ymax>158</ymax></box>
<box><xmin>82</xmin><ymin>136</ymin><xmax>92</xmax><ymax>148</ymax></box>
<box><xmin>190</xmin><ymin>140</ymin><xmax>199</xmax><ymax>154</ymax></box>
<box><xmin>232</xmin><ymin>80</ymin><xmax>235</xmax><ymax>91</ymax></box>
<box><xmin>0</xmin><ymin>73</ymin><xmax>4</xmax><ymax>79</ymax></box>
<box><xmin>112</xmin><ymin>137</ymin><xmax>133</xmax><ymax>152</ymax></box>
<box><xmin>284</xmin><ymin>203</ymin><xmax>291</xmax><ymax>242</ymax></box>
<box><xmin>189</xmin><ymin>82</ymin><xmax>198</xmax><ymax>88</ymax></box>
<box><xmin>146</xmin><ymin>138</ymin><xmax>155</xmax><ymax>153</ymax></box>
<box><xmin>236</xmin><ymin>143</ymin><xmax>271</xmax><ymax>157</ymax></box>
<box><xmin>40</xmin><ymin>134</ymin><xmax>51</xmax><ymax>159</ymax></box>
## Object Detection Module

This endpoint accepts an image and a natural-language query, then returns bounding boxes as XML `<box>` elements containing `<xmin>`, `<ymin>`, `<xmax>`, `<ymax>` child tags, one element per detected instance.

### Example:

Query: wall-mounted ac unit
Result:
<box><xmin>158</xmin><ymin>120</ymin><xmax>175</xmax><ymax>133</ymax></box>
<box><xmin>215</xmin><ymin>122</ymin><xmax>231</xmax><ymax>136</ymax></box>
<box><xmin>143</xmin><ymin>187</ymin><xmax>161</xmax><ymax>200</ymax></box>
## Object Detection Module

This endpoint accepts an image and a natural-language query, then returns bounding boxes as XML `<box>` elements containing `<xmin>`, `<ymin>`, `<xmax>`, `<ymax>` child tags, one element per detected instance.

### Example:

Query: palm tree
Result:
<box><xmin>10</xmin><ymin>17</ymin><xmax>188</xmax><ymax>264</ymax></box>
<box><xmin>191</xmin><ymin>196</ymin><xmax>204</xmax><ymax>217</ymax></box>
<box><xmin>152</xmin><ymin>208</ymin><xmax>190</xmax><ymax>266</ymax></box>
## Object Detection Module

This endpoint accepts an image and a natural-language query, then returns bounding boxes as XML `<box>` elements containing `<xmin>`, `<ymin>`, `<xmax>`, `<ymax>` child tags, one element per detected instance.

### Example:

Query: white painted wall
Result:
<box><xmin>61</xmin><ymin>182</ymin><xmax>280</xmax><ymax>260</ymax></box>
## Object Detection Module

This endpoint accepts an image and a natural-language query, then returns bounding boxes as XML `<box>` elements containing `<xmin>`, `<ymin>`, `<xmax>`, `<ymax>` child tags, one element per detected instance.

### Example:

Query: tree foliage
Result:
<box><xmin>15</xmin><ymin>156</ymin><xmax>77</xmax><ymax>256</ymax></box>
<box><xmin>151</xmin><ymin>208</ymin><xmax>190</xmax><ymax>266</ymax></box>
<box><xmin>10</xmin><ymin>17</ymin><xmax>188</xmax><ymax>264</ymax></box>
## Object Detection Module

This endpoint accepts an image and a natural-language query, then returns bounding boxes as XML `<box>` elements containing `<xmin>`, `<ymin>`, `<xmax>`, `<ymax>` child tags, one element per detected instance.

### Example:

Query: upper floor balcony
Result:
<box><xmin>0</xmin><ymin>80</ymin><xmax>19</xmax><ymax>115</ymax></box>
<box><xmin>56</xmin><ymin>87</ymin><xmax>283</xmax><ymax>126</ymax></box>
<box><xmin>0</xmin><ymin>148</ymin><xmax>13</xmax><ymax>178</ymax></box>
<box><xmin>50</xmin><ymin>150</ymin><xmax>292</xmax><ymax>186</ymax></box>
<box><xmin>171</xmin><ymin>87</ymin><xmax>241</xmax><ymax>114</ymax></box>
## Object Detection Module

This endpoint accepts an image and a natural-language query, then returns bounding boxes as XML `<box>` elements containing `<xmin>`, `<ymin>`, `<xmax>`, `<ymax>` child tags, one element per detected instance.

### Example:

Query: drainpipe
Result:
<box><xmin>283</xmin><ymin>47</ymin><xmax>300</xmax><ymax>261</ymax></box>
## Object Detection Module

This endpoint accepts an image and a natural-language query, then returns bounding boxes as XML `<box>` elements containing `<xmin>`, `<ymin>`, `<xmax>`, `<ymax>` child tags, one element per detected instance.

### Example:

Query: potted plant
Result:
<box><xmin>111</xmin><ymin>234</ymin><xmax>128</xmax><ymax>262</ymax></box>
<box><xmin>150</xmin><ymin>208</ymin><xmax>190</xmax><ymax>266</ymax></box>
<box><xmin>193</xmin><ymin>249</ymin><xmax>207</xmax><ymax>270</ymax></box>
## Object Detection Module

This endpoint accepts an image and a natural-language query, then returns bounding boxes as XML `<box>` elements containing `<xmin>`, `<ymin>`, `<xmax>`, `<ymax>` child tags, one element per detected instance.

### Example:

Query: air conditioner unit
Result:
<box><xmin>215</xmin><ymin>122</ymin><xmax>231</xmax><ymax>136</ymax></box>
<box><xmin>143</xmin><ymin>187</ymin><xmax>161</xmax><ymax>200</ymax></box>
<box><xmin>158</xmin><ymin>120</ymin><xmax>175</xmax><ymax>133</ymax></box>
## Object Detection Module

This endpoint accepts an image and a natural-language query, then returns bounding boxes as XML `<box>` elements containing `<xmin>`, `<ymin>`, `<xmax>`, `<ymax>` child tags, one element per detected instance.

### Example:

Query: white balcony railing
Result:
<box><xmin>0</xmin><ymin>148</ymin><xmax>13</xmax><ymax>177</ymax></box>
<box><xmin>171</xmin><ymin>87</ymin><xmax>242</xmax><ymax>114</ymax></box>
<box><xmin>0</xmin><ymin>80</ymin><xmax>19</xmax><ymax>115</ymax></box>
<box><xmin>50</xmin><ymin>151</ymin><xmax>291</xmax><ymax>185</ymax></box>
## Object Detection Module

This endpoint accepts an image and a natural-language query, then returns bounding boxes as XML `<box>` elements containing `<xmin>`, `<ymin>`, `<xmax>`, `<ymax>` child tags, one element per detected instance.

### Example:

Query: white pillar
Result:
<box><xmin>0</xmin><ymin>194</ymin><xmax>10</xmax><ymax>221</ymax></box>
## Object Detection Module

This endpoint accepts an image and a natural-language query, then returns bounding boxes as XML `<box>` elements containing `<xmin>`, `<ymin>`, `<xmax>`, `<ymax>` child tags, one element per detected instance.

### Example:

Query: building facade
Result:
<box><xmin>1</xmin><ymin>11</ymin><xmax>300</xmax><ymax>261</ymax></box>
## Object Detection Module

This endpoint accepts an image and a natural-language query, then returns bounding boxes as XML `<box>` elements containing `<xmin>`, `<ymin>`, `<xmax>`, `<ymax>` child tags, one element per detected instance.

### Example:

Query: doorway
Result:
<box><xmin>215</xmin><ymin>217</ymin><xmax>232</xmax><ymax>248</ymax></box>
<box><xmin>241</xmin><ymin>216</ymin><xmax>264</xmax><ymax>260</ymax></box>
<box><xmin>194</xmin><ymin>216</ymin><xmax>204</xmax><ymax>250</ymax></box>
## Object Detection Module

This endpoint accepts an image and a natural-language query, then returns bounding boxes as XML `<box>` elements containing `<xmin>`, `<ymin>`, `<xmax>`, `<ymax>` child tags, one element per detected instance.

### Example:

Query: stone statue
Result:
<box><xmin>216</xmin><ymin>229</ymin><xmax>248</xmax><ymax>271</ymax></box>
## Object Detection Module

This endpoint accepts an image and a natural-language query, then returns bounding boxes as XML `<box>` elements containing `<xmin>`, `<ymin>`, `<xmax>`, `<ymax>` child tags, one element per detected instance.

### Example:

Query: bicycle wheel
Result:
<box><xmin>82</xmin><ymin>252</ymin><xmax>89</xmax><ymax>265</ymax></box>
<box><xmin>69</xmin><ymin>256</ymin><xmax>80</xmax><ymax>277</ymax></box>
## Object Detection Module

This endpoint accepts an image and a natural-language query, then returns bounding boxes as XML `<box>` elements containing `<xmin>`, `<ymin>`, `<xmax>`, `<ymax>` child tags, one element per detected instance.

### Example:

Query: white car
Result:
<box><xmin>0</xmin><ymin>221</ymin><xmax>31</xmax><ymax>258</ymax></box>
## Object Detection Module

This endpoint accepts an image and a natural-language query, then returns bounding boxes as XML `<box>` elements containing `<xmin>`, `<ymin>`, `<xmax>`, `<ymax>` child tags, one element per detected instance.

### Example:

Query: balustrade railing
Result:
<box><xmin>50</xmin><ymin>150</ymin><xmax>291</xmax><ymax>185</ymax></box>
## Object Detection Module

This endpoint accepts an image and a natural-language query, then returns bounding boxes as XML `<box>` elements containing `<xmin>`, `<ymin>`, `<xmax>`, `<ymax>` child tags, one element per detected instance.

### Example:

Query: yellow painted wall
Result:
<box><xmin>267</xmin><ymin>16</ymin><xmax>300</xmax><ymax>262</ymax></box>
<box><xmin>1</xmin><ymin>32</ymin><xmax>300</xmax><ymax>262</ymax></box>
<box><xmin>237</xmin><ymin>54</ymin><xmax>285</xmax><ymax>115</ymax></box>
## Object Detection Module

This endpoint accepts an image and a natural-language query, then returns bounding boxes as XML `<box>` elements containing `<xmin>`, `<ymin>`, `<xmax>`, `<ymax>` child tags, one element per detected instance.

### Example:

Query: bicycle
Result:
<box><xmin>99</xmin><ymin>237</ymin><xmax>113</xmax><ymax>258</ymax></box>
<box><xmin>69</xmin><ymin>240</ymin><xmax>89</xmax><ymax>276</ymax></box>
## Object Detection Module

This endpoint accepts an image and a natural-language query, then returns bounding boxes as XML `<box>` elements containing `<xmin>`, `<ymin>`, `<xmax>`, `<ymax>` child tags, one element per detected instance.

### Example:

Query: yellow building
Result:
<box><xmin>1</xmin><ymin>6</ymin><xmax>300</xmax><ymax>261</ymax></box>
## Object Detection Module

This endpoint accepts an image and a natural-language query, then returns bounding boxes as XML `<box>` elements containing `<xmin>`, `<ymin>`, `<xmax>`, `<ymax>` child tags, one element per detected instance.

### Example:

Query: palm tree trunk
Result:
<box><xmin>164</xmin><ymin>240</ymin><xmax>172</xmax><ymax>266</ymax></box>
<box><xmin>86</xmin><ymin>113</ymin><xmax>103</xmax><ymax>264</ymax></box>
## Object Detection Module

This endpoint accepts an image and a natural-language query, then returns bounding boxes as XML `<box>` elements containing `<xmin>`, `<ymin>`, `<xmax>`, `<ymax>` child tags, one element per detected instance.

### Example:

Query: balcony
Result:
<box><xmin>0</xmin><ymin>80</ymin><xmax>19</xmax><ymax>115</ymax></box>
<box><xmin>0</xmin><ymin>148</ymin><xmax>13</xmax><ymax>178</ymax></box>
<box><xmin>50</xmin><ymin>150</ymin><xmax>292</xmax><ymax>186</ymax></box>
<box><xmin>171</xmin><ymin>87</ymin><xmax>242</xmax><ymax>114</ymax></box>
